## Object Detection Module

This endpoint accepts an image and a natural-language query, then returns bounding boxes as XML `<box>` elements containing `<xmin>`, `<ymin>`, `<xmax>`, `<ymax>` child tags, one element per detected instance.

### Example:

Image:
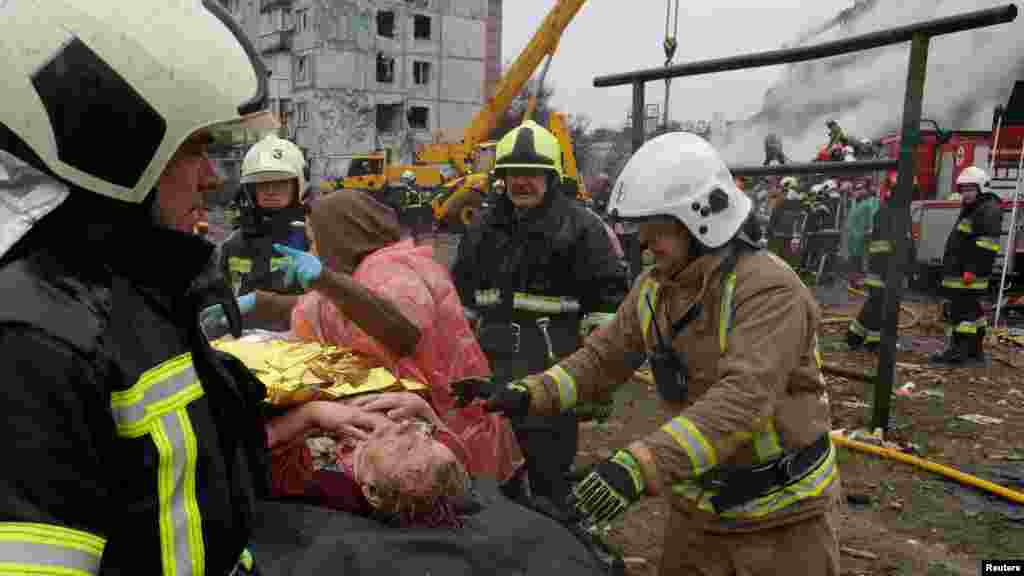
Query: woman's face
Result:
<box><xmin>353</xmin><ymin>420</ymin><xmax>459</xmax><ymax>510</ymax></box>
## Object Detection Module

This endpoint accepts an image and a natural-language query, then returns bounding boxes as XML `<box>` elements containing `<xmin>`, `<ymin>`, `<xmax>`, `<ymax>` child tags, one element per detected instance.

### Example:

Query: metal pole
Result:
<box><xmin>993</xmin><ymin>142</ymin><xmax>1024</xmax><ymax>329</ymax></box>
<box><xmin>594</xmin><ymin>4</ymin><xmax>1016</xmax><ymax>87</ymax></box>
<box><xmin>730</xmin><ymin>159</ymin><xmax>898</xmax><ymax>177</ymax></box>
<box><xmin>989</xmin><ymin>110</ymin><xmax>1005</xmax><ymax>173</ymax></box>
<box><xmin>632</xmin><ymin>81</ymin><xmax>646</xmax><ymax>153</ymax></box>
<box><xmin>873</xmin><ymin>33</ymin><xmax>930</xmax><ymax>432</ymax></box>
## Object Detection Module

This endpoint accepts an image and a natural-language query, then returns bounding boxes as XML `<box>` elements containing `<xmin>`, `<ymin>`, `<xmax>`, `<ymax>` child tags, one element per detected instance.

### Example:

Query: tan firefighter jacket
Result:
<box><xmin>524</xmin><ymin>246</ymin><xmax>839</xmax><ymax>533</ymax></box>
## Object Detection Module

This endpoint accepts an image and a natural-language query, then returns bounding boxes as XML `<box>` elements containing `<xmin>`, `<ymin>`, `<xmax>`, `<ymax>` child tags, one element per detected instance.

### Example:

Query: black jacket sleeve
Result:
<box><xmin>0</xmin><ymin>326</ymin><xmax>113</xmax><ymax>567</ymax></box>
<box><xmin>964</xmin><ymin>197</ymin><xmax>1004</xmax><ymax>276</ymax></box>
<box><xmin>574</xmin><ymin>209</ymin><xmax>629</xmax><ymax>315</ymax></box>
<box><xmin>451</xmin><ymin>225</ymin><xmax>483</xmax><ymax>313</ymax></box>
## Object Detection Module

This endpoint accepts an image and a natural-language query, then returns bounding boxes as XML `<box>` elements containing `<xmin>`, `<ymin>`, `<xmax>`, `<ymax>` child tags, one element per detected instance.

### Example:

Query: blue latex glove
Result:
<box><xmin>200</xmin><ymin>293</ymin><xmax>255</xmax><ymax>330</ymax></box>
<box><xmin>273</xmin><ymin>243</ymin><xmax>323</xmax><ymax>290</ymax></box>
<box><xmin>568</xmin><ymin>449</ymin><xmax>645</xmax><ymax>527</ymax></box>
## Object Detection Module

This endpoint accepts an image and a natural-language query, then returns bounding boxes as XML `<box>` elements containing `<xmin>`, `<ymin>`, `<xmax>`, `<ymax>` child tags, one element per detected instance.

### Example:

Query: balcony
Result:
<box><xmin>259</xmin><ymin>0</ymin><xmax>293</xmax><ymax>13</ymax></box>
<box><xmin>259</xmin><ymin>29</ymin><xmax>294</xmax><ymax>55</ymax></box>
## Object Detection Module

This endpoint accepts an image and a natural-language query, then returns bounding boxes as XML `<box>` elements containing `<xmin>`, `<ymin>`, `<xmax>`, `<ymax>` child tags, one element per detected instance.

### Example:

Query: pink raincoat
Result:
<box><xmin>291</xmin><ymin>192</ymin><xmax>519</xmax><ymax>480</ymax></box>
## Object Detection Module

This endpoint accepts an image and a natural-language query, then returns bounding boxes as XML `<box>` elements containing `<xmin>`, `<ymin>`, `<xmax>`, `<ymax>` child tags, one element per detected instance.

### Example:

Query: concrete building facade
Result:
<box><xmin>214</xmin><ymin>0</ymin><xmax>503</xmax><ymax>186</ymax></box>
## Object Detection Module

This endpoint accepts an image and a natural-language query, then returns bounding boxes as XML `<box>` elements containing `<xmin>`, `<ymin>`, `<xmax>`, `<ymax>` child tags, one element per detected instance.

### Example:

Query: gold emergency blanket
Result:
<box><xmin>212</xmin><ymin>339</ymin><xmax>427</xmax><ymax>406</ymax></box>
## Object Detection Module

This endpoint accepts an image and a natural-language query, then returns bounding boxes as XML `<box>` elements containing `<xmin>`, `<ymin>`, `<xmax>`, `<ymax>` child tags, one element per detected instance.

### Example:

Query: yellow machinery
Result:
<box><xmin>339</xmin><ymin>0</ymin><xmax>588</xmax><ymax>230</ymax></box>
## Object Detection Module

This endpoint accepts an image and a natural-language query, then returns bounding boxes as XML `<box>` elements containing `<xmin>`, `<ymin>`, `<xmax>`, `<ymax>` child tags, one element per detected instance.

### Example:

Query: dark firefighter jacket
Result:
<box><xmin>864</xmin><ymin>205</ymin><xmax>914</xmax><ymax>290</ymax></box>
<box><xmin>941</xmin><ymin>192</ymin><xmax>1003</xmax><ymax>290</ymax></box>
<box><xmin>218</xmin><ymin>206</ymin><xmax>307</xmax><ymax>332</ymax></box>
<box><xmin>0</xmin><ymin>191</ymin><xmax>270</xmax><ymax>575</ymax></box>
<box><xmin>454</xmin><ymin>184</ymin><xmax>628</xmax><ymax>319</ymax></box>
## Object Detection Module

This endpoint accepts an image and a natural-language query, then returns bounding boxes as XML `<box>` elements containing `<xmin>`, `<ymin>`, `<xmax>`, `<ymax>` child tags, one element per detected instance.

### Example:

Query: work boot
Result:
<box><xmin>929</xmin><ymin>333</ymin><xmax>968</xmax><ymax>365</ymax></box>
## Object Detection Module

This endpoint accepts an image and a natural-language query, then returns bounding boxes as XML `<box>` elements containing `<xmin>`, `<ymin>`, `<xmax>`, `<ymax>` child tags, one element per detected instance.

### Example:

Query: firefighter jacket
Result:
<box><xmin>453</xmin><ymin>186</ymin><xmax>629</xmax><ymax>325</ymax></box>
<box><xmin>523</xmin><ymin>244</ymin><xmax>838</xmax><ymax>533</ymax></box>
<box><xmin>941</xmin><ymin>192</ymin><xmax>1003</xmax><ymax>290</ymax></box>
<box><xmin>219</xmin><ymin>208</ymin><xmax>307</xmax><ymax>332</ymax></box>
<box><xmin>0</xmin><ymin>193</ymin><xmax>270</xmax><ymax>575</ymax></box>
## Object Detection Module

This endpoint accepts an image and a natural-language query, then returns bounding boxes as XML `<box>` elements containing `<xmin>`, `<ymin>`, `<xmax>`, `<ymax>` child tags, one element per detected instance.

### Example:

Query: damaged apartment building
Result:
<box><xmin>214</xmin><ymin>0</ymin><xmax>503</xmax><ymax>187</ymax></box>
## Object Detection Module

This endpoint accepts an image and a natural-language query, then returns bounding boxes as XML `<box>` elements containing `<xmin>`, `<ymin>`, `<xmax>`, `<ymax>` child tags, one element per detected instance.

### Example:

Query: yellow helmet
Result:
<box><xmin>494</xmin><ymin>120</ymin><xmax>562</xmax><ymax>178</ymax></box>
<box><xmin>241</xmin><ymin>134</ymin><xmax>306</xmax><ymax>201</ymax></box>
<box><xmin>780</xmin><ymin>176</ymin><xmax>799</xmax><ymax>189</ymax></box>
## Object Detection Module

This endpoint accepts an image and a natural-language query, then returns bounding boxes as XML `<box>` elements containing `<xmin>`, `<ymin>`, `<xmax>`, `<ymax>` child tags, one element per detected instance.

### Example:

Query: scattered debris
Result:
<box><xmin>847</xmin><ymin>493</ymin><xmax>873</xmax><ymax>506</ymax></box>
<box><xmin>840</xmin><ymin>547</ymin><xmax>879</xmax><ymax>560</ymax></box>
<box><xmin>839</xmin><ymin>400</ymin><xmax>871</xmax><ymax>409</ymax></box>
<box><xmin>957</xmin><ymin>414</ymin><xmax>1004</xmax><ymax>426</ymax></box>
<box><xmin>622</xmin><ymin>557</ymin><xmax>648</xmax><ymax>568</ymax></box>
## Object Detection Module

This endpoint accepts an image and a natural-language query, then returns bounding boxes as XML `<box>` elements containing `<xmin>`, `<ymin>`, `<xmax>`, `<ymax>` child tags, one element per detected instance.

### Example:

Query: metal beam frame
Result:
<box><xmin>592</xmin><ymin>4</ymin><xmax>1017</xmax><ymax>432</ymax></box>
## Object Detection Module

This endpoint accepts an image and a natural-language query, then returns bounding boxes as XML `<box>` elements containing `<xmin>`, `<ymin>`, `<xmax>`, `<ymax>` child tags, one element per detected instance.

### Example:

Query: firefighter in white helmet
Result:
<box><xmin>393</xmin><ymin>168</ymin><xmax>434</xmax><ymax>239</ymax></box>
<box><xmin>207</xmin><ymin>134</ymin><xmax>309</xmax><ymax>334</ymax></box>
<box><xmin>453</xmin><ymin>132</ymin><xmax>840</xmax><ymax>574</ymax></box>
<box><xmin>931</xmin><ymin>166</ymin><xmax>1003</xmax><ymax>365</ymax></box>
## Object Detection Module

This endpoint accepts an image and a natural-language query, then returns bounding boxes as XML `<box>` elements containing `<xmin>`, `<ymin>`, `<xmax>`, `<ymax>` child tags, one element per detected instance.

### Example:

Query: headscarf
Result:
<box><xmin>307</xmin><ymin>189</ymin><xmax>401</xmax><ymax>274</ymax></box>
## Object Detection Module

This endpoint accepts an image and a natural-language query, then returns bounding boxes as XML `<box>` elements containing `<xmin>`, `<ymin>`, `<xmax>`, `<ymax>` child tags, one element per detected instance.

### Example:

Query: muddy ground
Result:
<box><xmin>577</xmin><ymin>299</ymin><xmax>1024</xmax><ymax>576</ymax></box>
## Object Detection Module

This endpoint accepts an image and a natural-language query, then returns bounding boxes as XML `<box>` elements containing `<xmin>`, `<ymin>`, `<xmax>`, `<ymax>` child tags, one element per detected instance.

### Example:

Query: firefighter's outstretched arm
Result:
<box><xmin>571</xmin><ymin>282</ymin><xmax>812</xmax><ymax>526</ymax></box>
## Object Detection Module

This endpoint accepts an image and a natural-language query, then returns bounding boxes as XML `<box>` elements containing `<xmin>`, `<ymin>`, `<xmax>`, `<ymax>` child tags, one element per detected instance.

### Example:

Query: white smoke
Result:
<box><xmin>715</xmin><ymin>0</ymin><xmax>1024</xmax><ymax>166</ymax></box>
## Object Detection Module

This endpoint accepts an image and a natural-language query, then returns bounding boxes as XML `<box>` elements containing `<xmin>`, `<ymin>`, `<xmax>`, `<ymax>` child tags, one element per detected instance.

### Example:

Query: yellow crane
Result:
<box><xmin>339</xmin><ymin>0</ymin><xmax>589</xmax><ymax>230</ymax></box>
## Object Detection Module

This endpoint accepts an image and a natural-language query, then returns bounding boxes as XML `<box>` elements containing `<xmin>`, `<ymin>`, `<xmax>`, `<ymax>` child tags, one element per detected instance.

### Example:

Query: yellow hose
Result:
<box><xmin>821</xmin><ymin>285</ymin><xmax>919</xmax><ymax>329</ymax></box>
<box><xmin>831</xmin><ymin>432</ymin><xmax>1024</xmax><ymax>506</ymax></box>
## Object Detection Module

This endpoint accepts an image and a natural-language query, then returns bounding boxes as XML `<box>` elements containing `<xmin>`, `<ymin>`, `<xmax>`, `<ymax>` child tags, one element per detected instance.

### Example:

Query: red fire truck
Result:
<box><xmin>879</xmin><ymin>83</ymin><xmax>1024</xmax><ymax>295</ymax></box>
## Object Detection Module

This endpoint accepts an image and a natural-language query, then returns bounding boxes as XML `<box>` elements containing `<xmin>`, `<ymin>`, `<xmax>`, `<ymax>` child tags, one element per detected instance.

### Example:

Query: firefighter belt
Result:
<box><xmin>697</xmin><ymin>434</ymin><xmax>832</xmax><ymax>514</ymax></box>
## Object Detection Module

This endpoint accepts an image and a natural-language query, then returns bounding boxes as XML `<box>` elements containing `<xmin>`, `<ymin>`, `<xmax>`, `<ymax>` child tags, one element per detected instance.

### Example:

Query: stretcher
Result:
<box><xmin>249</xmin><ymin>479</ymin><xmax>623</xmax><ymax>575</ymax></box>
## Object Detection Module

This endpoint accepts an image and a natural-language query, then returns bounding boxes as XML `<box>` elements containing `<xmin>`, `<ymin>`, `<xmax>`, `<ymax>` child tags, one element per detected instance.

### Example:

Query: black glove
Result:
<box><xmin>567</xmin><ymin>450</ymin><xmax>645</xmax><ymax>527</ymax></box>
<box><xmin>450</xmin><ymin>377</ymin><xmax>531</xmax><ymax>421</ymax></box>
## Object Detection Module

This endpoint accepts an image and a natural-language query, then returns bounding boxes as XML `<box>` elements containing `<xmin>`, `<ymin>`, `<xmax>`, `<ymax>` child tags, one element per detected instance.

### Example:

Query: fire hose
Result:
<box><xmin>830</xmin><ymin>432</ymin><xmax>1024</xmax><ymax>506</ymax></box>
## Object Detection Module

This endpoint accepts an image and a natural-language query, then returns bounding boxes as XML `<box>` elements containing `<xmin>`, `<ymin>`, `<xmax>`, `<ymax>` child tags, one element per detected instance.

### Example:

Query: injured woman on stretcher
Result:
<box><xmin>252</xmin><ymin>385</ymin><xmax>619</xmax><ymax>575</ymax></box>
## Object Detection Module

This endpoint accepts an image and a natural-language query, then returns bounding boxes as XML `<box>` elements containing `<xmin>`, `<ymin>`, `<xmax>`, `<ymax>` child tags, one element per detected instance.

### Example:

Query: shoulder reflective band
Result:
<box><xmin>719</xmin><ymin>272</ymin><xmax>737</xmax><ymax>354</ymax></box>
<box><xmin>661</xmin><ymin>415</ymin><xmax>717</xmax><ymax>476</ymax></box>
<box><xmin>638</xmin><ymin>277</ymin><xmax>660</xmax><ymax>342</ymax></box>
<box><xmin>672</xmin><ymin>441</ymin><xmax>837</xmax><ymax>520</ymax></box>
<box><xmin>868</xmin><ymin>240</ymin><xmax>891</xmax><ymax>254</ymax></box>
<box><xmin>976</xmin><ymin>236</ymin><xmax>1001</xmax><ymax>252</ymax></box>
<box><xmin>229</xmin><ymin>257</ymin><xmax>252</xmax><ymax>274</ymax></box>
<box><xmin>957</xmin><ymin>220</ymin><xmax>973</xmax><ymax>233</ymax></box>
<box><xmin>0</xmin><ymin>523</ymin><xmax>106</xmax><ymax>576</ymax></box>
<box><xmin>544</xmin><ymin>364</ymin><xmax>578</xmax><ymax>411</ymax></box>
<box><xmin>941</xmin><ymin>277</ymin><xmax>989</xmax><ymax>290</ymax></box>
<box><xmin>110</xmin><ymin>353</ymin><xmax>206</xmax><ymax>576</ymax></box>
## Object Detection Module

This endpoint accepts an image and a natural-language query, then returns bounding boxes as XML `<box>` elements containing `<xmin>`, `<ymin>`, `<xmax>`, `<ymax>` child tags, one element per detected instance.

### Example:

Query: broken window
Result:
<box><xmin>296</xmin><ymin>101</ymin><xmax>309</xmax><ymax>126</ymax></box>
<box><xmin>413</xmin><ymin>15</ymin><xmax>432</xmax><ymax>39</ymax></box>
<box><xmin>408</xmin><ymin>106</ymin><xmax>429</xmax><ymax>130</ymax></box>
<box><xmin>413</xmin><ymin>61</ymin><xmax>431</xmax><ymax>85</ymax></box>
<box><xmin>377</xmin><ymin>10</ymin><xmax>395</xmax><ymax>38</ymax></box>
<box><xmin>296</xmin><ymin>55</ymin><xmax>309</xmax><ymax>83</ymax></box>
<box><xmin>376</xmin><ymin>53</ymin><xmax>395</xmax><ymax>83</ymax></box>
<box><xmin>376</xmin><ymin>103</ymin><xmax>402</xmax><ymax>133</ymax></box>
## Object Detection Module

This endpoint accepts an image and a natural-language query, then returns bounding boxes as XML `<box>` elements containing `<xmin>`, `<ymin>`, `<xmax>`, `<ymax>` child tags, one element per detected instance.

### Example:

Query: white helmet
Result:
<box><xmin>822</xmin><ymin>179</ymin><xmax>839</xmax><ymax>192</ymax></box>
<box><xmin>956</xmin><ymin>166</ymin><xmax>989</xmax><ymax>188</ymax></box>
<box><xmin>241</xmin><ymin>134</ymin><xmax>306</xmax><ymax>199</ymax></box>
<box><xmin>400</xmin><ymin>170</ymin><xmax>417</xmax><ymax>186</ymax></box>
<box><xmin>607</xmin><ymin>132</ymin><xmax>751</xmax><ymax>249</ymax></box>
<box><xmin>780</xmin><ymin>176</ymin><xmax>799</xmax><ymax>190</ymax></box>
<box><xmin>1</xmin><ymin>1</ymin><xmax>278</xmax><ymax>204</ymax></box>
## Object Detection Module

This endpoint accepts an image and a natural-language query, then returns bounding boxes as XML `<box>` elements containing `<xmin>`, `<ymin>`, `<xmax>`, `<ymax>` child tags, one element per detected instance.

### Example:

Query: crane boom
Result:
<box><xmin>416</xmin><ymin>0</ymin><xmax>587</xmax><ymax>172</ymax></box>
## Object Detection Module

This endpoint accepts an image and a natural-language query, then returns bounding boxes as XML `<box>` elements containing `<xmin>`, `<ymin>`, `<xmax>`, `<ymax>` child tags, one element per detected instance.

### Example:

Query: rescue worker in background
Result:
<box><xmin>454</xmin><ymin>132</ymin><xmax>840</xmax><ymax>574</ymax></box>
<box><xmin>763</xmin><ymin>133</ymin><xmax>788</xmax><ymax>166</ymax></box>
<box><xmin>844</xmin><ymin>180</ymin><xmax>879</xmax><ymax>285</ymax></box>
<box><xmin>931</xmin><ymin>166</ymin><xmax>1003</xmax><ymax>365</ymax></box>
<box><xmin>0</xmin><ymin>2</ymin><xmax>396</xmax><ymax>572</ymax></box>
<box><xmin>826</xmin><ymin>119</ymin><xmax>848</xmax><ymax>148</ymax></box>
<box><xmin>216</xmin><ymin>134</ymin><xmax>309</xmax><ymax>333</ymax></box>
<box><xmin>451</xmin><ymin>120</ymin><xmax>630</xmax><ymax>508</ymax></box>
<box><xmin>847</xmin><ymin>184</ymin><xmax>891</xmax><ymax>351</ymax></box>
<box><xmin>391</xmin><ymin>169</ymin><xmax>434</xmax><ymax>240</ymax></box>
